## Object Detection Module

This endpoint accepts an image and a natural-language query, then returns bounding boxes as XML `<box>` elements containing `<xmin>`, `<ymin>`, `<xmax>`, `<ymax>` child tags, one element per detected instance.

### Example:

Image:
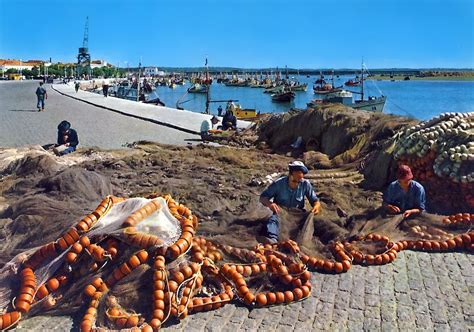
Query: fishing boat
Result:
<box><xmin>344</xmin><ymin>79</ymin><xmax>360</xmax><ymax>86</ymax></box>
<box><xmin>289</xmin><ymin>83</ymin><xmax>308</xmax><ymax>91</ymax></box>
<box><xmin>271</xmin><ymin>90</ymin><xmax>295</xmax><ymax>102</ymax></box>
<box><xmin>230</xmin><ymin>105</ymin><xmax>258</xmax><ymax>120</ymax></box>
<box><xmin>188</xmin><ymin>83</ymin><xmax>208</xmax><ymax>93</ymax></box>
<box><xmin>308</xmin><ymin>63</ymin><xmax>386</xmax><ymax>112</ymax></box>
<box><xmin>313</xmin><ymin>71</ymin><xmax>342</xmax><ymax>93</ymax></box>
<box><xmin>264</xmin><ymin>85</ymin><xmax>283</xmax><ymax>94</ymax></box>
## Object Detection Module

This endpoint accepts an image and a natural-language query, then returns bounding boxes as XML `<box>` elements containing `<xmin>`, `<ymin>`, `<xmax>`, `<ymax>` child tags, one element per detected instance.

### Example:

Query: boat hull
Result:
<box><xmin>351</xmin><ymin>96</ymin><xmax>386</xmax><ymax>112</ymax></box>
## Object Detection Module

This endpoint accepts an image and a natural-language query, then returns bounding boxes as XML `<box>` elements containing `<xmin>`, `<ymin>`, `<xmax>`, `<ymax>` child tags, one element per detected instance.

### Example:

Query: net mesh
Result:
<box><xmin>0</xmin><ymin>194</ymin><xmax>471</xmax><ymax>331</ymax></box>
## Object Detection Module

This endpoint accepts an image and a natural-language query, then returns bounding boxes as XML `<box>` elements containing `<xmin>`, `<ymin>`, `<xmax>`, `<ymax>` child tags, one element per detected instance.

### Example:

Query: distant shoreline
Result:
<box><xmin>366</xmin><ymin>73</ymin><xmax>474</xmax><ymax>81</ymax></box>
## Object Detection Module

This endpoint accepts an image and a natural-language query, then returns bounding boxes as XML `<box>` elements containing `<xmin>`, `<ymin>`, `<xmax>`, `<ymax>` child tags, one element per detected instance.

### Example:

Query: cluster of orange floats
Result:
<box><xmin>397</xmin><ymin>152</ymin><xmax>473</xmax><ymax>212</ymax></box>
<box><xmin>1</xmin><ymin>195</ymin><xmax>472</xmax><ymax>331</ymax></box>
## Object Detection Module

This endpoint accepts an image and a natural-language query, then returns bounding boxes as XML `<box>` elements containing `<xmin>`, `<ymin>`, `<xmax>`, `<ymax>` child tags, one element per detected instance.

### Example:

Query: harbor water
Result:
<box><xmin>154</xmin><ymin>75</ymin><xmax>474</xmax><ymax>120</ymax></box>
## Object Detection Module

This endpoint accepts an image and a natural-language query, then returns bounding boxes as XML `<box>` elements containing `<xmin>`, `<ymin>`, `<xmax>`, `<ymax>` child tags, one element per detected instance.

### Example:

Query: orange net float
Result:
<box><xmin>80</xmin><ymin>299</ymin><xmax>99</xmax><ymax>332</ymax></box>
<box><xmin>14</xmin><ymin>267</ymin><xmax>36</xmax><ymax>313</ymax></box>
<box><xmin>83</xmin><ymin>277</ymin><xmax>108</xmax><ymax>299</ymax></box>
<box><xmin>104</xmin><ymin>238</ymin><xmax>120</xmax><ymax>259</ymax></box>
<box><xmin>340</xmin><ymin>233</ymin><xmax>396</xmax><ymax>266</ymax></box>
<box><xmin>124</xmin><ymin>231</ymin><xmax>163</xmax><ymax>249</ymax></box>
<box><xmin>122</xmin><ymin>199</ymin><xmax>161</xmax><ymax>228</ymax></box>
<box><xmin>91</xmin><ymin>196</ymin><xmax>114</xmax><ymax>220</ymax></box>
<box><xmin>0</xmin><ymin>311</ymin><xmax>21</xmax><ymax>331</ymax></box>
<box><xmin>35</xmin><ymin>276</ymin><xmax>63</xmax><ymax>300</ymax></box>
<box><xmin>77</xmin><ymin>196</ymin><xmax>114</xmax><ymax>233</ymax></box>
<box><xmin>23</xmin><ymin>241</ymin><xmax>57</xmax><ymax>270</ymax></box>
<box><xmin>85</xmin><ymin>244</ymin><xmax>107</xmax><ymax>263</ymax></box>
<box><xmin>442</xmin><ymin>213</ymin><xmax>473</xmax><ymax>226</ymax></box>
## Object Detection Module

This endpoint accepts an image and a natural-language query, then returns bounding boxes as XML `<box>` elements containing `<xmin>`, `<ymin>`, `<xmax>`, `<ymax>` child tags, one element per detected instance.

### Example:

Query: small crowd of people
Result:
<box><xmin>200</xmin><ymin>101</ymin><xmax>238</xmax><ymax>141</ymax></box>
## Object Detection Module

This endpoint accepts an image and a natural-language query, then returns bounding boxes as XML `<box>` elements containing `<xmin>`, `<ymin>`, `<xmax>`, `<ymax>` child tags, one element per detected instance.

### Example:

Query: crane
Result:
<box><xmin>76</xmin><ymin>17</ymin><xmax>91</xmax><ymax>78</ymax></box>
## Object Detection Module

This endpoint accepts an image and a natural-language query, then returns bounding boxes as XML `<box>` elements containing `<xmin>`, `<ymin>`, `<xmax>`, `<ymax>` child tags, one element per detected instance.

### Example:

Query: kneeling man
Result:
<box><xmin>258</xmin><ymin>161</ymin><xmax>321</xmax><ymax>244</ymax></box>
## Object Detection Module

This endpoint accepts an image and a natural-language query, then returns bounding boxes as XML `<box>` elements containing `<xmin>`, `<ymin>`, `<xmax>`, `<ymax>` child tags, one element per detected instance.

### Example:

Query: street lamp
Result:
<box><xmin>20</xmin><ymin>59</ymin><xmax>22</xmax><ymax>79</ymax></box>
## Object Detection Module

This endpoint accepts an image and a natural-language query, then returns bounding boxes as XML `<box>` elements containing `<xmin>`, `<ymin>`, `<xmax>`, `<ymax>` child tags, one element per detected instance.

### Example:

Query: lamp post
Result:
<box><xmin>20</xmin><ymin>59</ymin><xmax>22</xmax><ymax>79</ymax></box>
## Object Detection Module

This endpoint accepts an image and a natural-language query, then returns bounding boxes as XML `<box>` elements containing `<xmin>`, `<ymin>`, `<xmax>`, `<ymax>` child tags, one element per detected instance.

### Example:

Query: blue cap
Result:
<box><xmin>288</xmin><ymin>161</ymin><xmax>308</xmax><ymax>174</ymax></box>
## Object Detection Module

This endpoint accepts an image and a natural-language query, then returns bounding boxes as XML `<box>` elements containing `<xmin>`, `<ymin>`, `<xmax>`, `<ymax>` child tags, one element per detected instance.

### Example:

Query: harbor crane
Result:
<box><xmin>76</xmin><ymin>17</ymin><xmax>91</xmax><ymax>78</ymax></box>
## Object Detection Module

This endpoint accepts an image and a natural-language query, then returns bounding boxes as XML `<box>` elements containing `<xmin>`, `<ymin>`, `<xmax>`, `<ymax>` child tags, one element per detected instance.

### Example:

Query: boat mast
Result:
<box><xmin>137</xmin><ymin>57</ymin><xmax>141</xmax><ymax>102</ymax></box>
<box><xmin>360</xmin><ymin>59</ymin><xmax>364</xmax><ymax>101</ymax></box>
<box><xmin>205</xmin><ymin>57</ymin><xmax>210</xmax><ymax>114</ymax></box>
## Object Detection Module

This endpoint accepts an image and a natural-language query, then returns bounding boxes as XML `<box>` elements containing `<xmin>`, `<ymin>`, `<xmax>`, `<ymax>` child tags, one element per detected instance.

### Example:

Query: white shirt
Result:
<box><xmin>200</xmin><ymin>120</ymin><xmax>211</xmax><ymax>133</ymax></box>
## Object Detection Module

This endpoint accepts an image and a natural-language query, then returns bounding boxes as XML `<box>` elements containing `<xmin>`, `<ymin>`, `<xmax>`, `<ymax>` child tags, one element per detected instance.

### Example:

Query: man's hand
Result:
<box><xmin>311</xmin><ymin>202</ymin><xmax>321</xmax><ymax>215</ymax></box>
<box><xmin>403</xmin><ymin>209</ymin><xmax>419</xmax><ymax>218</ymax></box>
<box><xmin>269</xmin><ymin>203</ymin><xmax>280</xmax><ymax>214</ymax></box>
<box><xmin>387</xmin><ymin>204</ymin><xmax>400</xmax><ymax>214</ymax></box>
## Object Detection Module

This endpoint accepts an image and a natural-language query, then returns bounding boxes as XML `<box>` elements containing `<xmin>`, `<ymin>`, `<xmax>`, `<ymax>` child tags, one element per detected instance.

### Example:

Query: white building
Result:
<box><xmin>144</xmin><ymin>67</ymin><xmax>159</xmax><ymax>77</ymax></box>
<box><xmin>90</xmin><ymin>60</ymin><xmax>109</xmax><ymax>69</ymax></box>
<box><xmin>0</xmin><ymin>59</ymin><xmax>48</xmax><ymax>72</ymax></box>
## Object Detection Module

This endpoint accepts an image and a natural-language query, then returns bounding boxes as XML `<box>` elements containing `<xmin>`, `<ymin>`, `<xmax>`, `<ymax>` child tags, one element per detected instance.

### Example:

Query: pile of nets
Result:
<box><xmin>0</xmin><ymin>194</ymin><xmax>472</xmax><ymax>331</ymax></box>
<box><xmin>392</xmin><ymin>112</ymin><xmax>474</xmax><ymax>213</ymax></box>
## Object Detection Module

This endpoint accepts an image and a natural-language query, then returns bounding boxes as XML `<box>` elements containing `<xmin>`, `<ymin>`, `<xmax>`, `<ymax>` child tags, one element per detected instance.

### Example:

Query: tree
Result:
<box><xmin>92</xmin><ymin>67</ymin><xmax>105</xmax><ymax>77</ymax></box>
<box><xmin>32</xmin><ymin>66</ymin><xmax>39</xmax><ymax>77</ymax></box>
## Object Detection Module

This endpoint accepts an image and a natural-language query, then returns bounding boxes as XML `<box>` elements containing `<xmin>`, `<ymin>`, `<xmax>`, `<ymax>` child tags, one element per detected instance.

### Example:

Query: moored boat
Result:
<box><xmin>271</xmin><ymin>90</ymin><xmax>295</xmax><ymax>102</ymax></box>
<box><xmin>188</xmin><ymin>83</ymin><xmax>208</xmax><ymax>93</ymax></box>
<box><xmin>344</xmin><ymin>79</ymin><xmax>360</xmax><ymax>86</ymax></box>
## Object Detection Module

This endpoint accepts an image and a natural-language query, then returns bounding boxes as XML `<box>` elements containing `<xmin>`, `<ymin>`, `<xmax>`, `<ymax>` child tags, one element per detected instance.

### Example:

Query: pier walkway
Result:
<box><xmin>0</xmin><ymin>80</ymin><xmax>249</xmax><ymax>149</ymax></box>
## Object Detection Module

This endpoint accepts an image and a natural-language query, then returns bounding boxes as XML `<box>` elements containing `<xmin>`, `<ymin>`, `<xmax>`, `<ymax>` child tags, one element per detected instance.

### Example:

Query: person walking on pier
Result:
<box><xmin>102</xmin><ymin>82</ymin><xmax>109</xmax><ymax>97</ymax></box>
<box><xmin>35</xmin><ymin>82</ymin><xmax>47</xmax><ymax>112</ymax></box>
<box><xmin>75</xmin><ymin>81</ymin><xmax>80</xmax><ymax>93</ymax></box>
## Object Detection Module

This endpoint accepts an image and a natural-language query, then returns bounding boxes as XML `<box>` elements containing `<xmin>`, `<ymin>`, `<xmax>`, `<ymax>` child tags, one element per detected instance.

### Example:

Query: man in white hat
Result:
<box><xmin>258</xmin><ymin>161</ymin><xmax>321</xmax><ymax>244</ymax></box>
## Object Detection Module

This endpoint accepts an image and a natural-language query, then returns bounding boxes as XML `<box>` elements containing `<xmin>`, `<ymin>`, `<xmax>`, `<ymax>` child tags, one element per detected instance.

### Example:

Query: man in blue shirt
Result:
<box><xmin>383</xmin><ymin>165</ymin><xmax>426</xmax><ymax>218</ymax></box>
<box><xmin>258</xmin><ymin>161</ymin><xmax>321</xmax><ymax>244</ymax></box>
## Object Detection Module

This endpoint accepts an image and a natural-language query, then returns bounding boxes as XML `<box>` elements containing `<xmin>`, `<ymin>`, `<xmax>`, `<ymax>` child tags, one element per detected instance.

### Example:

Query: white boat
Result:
<box><xmin>307</xmin><ymin>88</ymin><xmax>386</xmax><ymax>112</ymax></box>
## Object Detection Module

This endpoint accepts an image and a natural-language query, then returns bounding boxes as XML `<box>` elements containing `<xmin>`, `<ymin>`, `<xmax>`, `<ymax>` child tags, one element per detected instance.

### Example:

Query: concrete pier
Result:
<box><xmin>0</xmin><ymin>80</ymin><xmax>249</xmax><ymax>149</ymax></box>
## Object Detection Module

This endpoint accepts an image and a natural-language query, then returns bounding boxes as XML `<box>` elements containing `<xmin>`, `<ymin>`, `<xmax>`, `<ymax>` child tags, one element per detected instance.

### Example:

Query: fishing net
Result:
<box><xmin>0</xmin><ymin>192</ymin><xmax>471</xmax><ymax>331</ymax></box>
<box><xmin>392</xmin><ymin>112</ymin><xmax>474</xmax><ymax>213</ymax></box>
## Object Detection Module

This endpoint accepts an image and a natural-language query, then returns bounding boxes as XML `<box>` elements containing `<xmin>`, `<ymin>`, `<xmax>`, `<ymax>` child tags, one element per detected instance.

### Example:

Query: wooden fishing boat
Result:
<box><xmin>271</xmin><ymin>90</ymin><xmax>295</xmax><ymax>102</ymax></box>
<box><xmin>344</xmin><ymin>79</ymin><xmax>360</xmax><ymax>86</ymax></box>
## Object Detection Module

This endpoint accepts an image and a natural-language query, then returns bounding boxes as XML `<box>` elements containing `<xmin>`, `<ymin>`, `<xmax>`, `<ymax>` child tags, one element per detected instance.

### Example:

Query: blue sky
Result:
<box><xmin>0</xmin><ymin>0</ymin><xmax>472</xmax><ymax>68</ymax></box>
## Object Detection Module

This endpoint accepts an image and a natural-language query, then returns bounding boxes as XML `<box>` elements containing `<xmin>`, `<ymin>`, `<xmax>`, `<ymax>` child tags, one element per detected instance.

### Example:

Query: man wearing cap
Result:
<box><xmin>258</xmin><ymin>161</ymin><xmax>321</xmax><ymax>244</ymax></box>
<box><xmin>383</xmin><ymin>165</ymin><xmax>426</xmax><ymax>218</ymax></box>
<box><xmin>53</xmin><ymin>120</ymin><xmax>79</xmax><ymax>156</ymax></box>
<box><xmin>200</xmin><ymin>116</ymin><xmax>219</xmax><ymax>141</ymax></box>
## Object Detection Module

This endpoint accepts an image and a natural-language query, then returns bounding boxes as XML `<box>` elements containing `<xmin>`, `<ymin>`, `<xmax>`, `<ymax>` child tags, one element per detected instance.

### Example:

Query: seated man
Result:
<box><xmin>383</xmin><ymin>164</ymin><xmax>425</xmax><ymax>218</ymax></box>
<box><xmin>54</xmin><ymin>120</ymin><xmax>79</xmax><ymax>156</ymax></box>
<box><xmin>258</xmin><ymin>161</ymin><xmax>321</xmax><ymax>244</ymax></box>
<box><xmin>200</xmin><ymin>116</ymin><xmax>219</xmax><ymax>141</ymax></box>
<box><xmin>221</xmin><ymin>110</ymin><xmax>237</xmax><ymax>131</ymax></box>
